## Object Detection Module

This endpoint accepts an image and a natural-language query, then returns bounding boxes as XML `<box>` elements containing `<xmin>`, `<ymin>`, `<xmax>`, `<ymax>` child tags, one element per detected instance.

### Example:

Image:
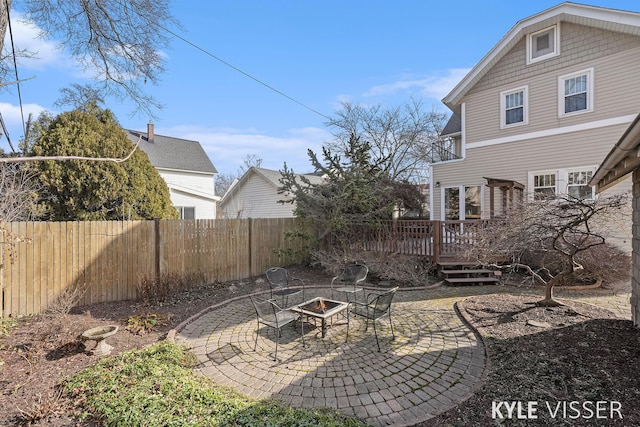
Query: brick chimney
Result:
<box><xmin>147</xmin><ymin>121</ymin><xmax>154</xmax><ymax>143</ymax></box>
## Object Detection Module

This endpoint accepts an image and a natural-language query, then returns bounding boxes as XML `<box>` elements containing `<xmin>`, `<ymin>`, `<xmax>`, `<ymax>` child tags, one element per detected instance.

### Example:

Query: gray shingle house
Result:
<box><xmin>127</xmin><ymin>123</ymin><xmax>219</xmax><ymax>219</ymax></box>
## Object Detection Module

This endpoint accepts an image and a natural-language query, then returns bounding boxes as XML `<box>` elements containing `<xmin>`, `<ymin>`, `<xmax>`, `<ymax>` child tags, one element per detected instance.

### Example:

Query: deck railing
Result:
<box><xmin>326</xmin><ymin>219</ymin><xmax>498</xmax><ymax>262</ymax></box>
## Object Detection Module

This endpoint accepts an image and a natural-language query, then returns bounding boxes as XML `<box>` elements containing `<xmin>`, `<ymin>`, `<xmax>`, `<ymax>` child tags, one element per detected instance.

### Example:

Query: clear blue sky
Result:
<box><xmin>1</xmin><ymin>1</ymin><xmax>639</xmax><ymax>177</ymax></box>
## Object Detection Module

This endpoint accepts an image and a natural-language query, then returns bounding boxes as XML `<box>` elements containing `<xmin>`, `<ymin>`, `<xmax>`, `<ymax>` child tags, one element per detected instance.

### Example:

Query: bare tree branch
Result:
<box><xmin>0</xmin><ymin>135</ymin><xmax>141</xmax><ymax>163</ymax></box>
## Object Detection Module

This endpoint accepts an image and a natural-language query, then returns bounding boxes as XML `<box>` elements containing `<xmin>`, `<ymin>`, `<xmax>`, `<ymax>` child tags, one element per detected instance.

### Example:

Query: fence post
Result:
<box><xmin>248</xmin><ymin>217</ymin><xmax>253</xmax><ymax>276</ymax></box>
<box><xmin>0</xmin><ymin>227</ymin><xmax>4</xmax><ymax>319</ymax></box>
<box><xmin>154</xmin><ymin>218</ymin><xmax>161</xmax><ymax>280</ymax></box>
<box><xmin>433</xmin><ymin>221</ymin><xmax>441</xmax><ymax>265</ymax></box>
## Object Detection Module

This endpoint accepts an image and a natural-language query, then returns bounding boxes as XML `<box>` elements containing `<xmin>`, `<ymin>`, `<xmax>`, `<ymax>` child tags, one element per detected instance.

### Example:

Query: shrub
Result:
<box><xmin>46</xmin><ymin>285</ymin><xmax>87</xmax><ymax>316</ymax></box>
<box><xmin>125</xmin><ymin>312</ymin><xmax>172</xmax><ymax>335</ymax></box>
<box><xmin>518</xmin><ymin>241</ymin><xmax>631</xmax><ymax>285</ymax></box>
<box><xmin>136</xmin><ymin>272</ymin><xmax>206</xmax><ymax>304</ymax></box>
<box><xmin>312</xmin><ymin>248</ymin><xmax>434</xmax><ymax>287</ymax></box>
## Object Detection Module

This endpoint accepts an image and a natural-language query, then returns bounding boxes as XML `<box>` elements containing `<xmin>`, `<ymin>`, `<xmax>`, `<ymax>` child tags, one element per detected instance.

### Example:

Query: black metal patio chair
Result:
<box><xmin>345</xmin><ymin>287</ymin><xmax>398</xmax><ymax>351</ymax></box>
<box><xmin>330</xmin><ymin>263</ymin><xmax>368</xmax><ymax>303</ymax></box>
<box><xmin>265</xmin><ymin>267</ymin><xmax>305</xmax><ymax>308</ymax></box>
<box><xmin>250</xmin><ymin>296</ymin><xmax>304</xmax><ymax>361</ymax></box>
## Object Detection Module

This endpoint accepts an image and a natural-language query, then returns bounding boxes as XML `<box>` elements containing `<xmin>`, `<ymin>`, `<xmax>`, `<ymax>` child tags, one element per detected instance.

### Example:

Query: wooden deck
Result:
<box><xmin>332</xmin><ymin>219</ymin><xmax>500</xmax><ymax>263</ymax></box>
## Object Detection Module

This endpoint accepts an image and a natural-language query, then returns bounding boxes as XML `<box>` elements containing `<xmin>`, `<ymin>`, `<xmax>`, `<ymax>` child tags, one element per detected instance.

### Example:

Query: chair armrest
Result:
<box><xmin>290</xmin><ymin>276</ymin><xmax>305</xmax><ymax>286</ymax></box>
<box><xmin>271</xmin><ymin>301</ymin><xmax>285</xmax><ymax>311</ymax></box>
<box><xmin>365</xmin><ymin>292</ymin><xmax>383</xmax><ymax>305</ymax></box>
<box><xmin>349</xmin><ymin>300</ymin><xmax>368</xmax><ymax>308</ymax></box>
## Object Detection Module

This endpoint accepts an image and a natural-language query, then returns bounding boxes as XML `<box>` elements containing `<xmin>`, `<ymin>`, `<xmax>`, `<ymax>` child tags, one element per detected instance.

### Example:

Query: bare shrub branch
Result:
<box><xmin>467</xmin><ymin>193</ymin><xmax>631</xmax><ymax>305</ymax></box>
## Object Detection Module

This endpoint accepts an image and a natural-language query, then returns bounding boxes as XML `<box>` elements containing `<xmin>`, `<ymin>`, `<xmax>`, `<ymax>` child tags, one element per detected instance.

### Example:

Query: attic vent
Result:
<box><xmin>527</xmin><ymin>24</ymin><xmax>559</xmax><ymax>64</ymax></box>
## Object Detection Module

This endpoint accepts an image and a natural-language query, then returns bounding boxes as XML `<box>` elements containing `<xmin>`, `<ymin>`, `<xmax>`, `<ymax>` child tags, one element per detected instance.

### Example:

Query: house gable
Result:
<box><xmin>470</xmin><ymin>22</ymin><xmax>640</xmax><ymax>98</ymax></box>
<box><xmin>126</xmin><ymin>124</ymin><xmax>218</xmax><ymax>219</ymax></box>
<box><xmin>433</xmin><ymin>3</ymin><xmax>639</xmax><ymax>225</ymax></box>
<box><xmin>220</xmin><ymin>167</ymin><xmax>323</xmax><ymax>219</ymax></box>
<box><xmin>443</xmin><ymin>2</ymin><xmax>640</xmax><ymax>113</ymax></box>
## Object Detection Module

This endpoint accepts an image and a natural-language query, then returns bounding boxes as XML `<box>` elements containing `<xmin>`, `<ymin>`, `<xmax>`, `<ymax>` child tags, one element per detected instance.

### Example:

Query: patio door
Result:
<box><xmin>441</xmin><ymin>185</ymin><xmax>482</xmax><ymax>220</ymax></box>
<box><xmin>443</xmin><ymin>187</ymin><xmax>460</xmax><ymax>220</ymax></box>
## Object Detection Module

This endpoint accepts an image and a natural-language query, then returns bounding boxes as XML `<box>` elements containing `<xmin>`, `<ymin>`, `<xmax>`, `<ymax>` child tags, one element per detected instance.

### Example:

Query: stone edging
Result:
<box><xmin>454</xmin><ymin>300</ymin><xmax>490</xmax><ymax>391</ymax></box>
<box><xmin>166</xmin><ymin>281</ymin><xmax>445</xmax><ymax>343</ymax></box>
<box><xmin>502</xmin><ymin>278</ymin><xmax>603</xmax><ymax>291</ymax></box>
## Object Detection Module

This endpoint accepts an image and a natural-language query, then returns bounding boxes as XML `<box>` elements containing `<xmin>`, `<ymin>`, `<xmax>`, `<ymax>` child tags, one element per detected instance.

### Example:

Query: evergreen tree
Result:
<box><xmin>29</xmin><ymin>104</ymin><xmax>178</xmax><ymax>220</ymax></box>
<box><xmin>280</xmin><ymin>134</ymin><xmax>422</xmax><ymax>247</ymax></box>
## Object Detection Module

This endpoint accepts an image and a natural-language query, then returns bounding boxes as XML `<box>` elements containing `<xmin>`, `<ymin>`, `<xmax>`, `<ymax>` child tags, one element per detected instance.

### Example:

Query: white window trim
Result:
<box><xmin>558</xmin><ymin>68</ymin><xmax>594</xmax><ymax>118</ymax></box>
<box><xmin>500</xmin><ymin>86</ymin><xmax>529</xmax><ymax>129</ymax></box>
<box><xmin>440</xmin><ymin>184</ymin><xmax>484</xmax><ymax>220</ymax></box>
<box><xmin>563</xmin><ymin>166</ymin><xmax>597</xmax><ymax>200</ymax></box>
<box><xmin>528</xmin><ymin>169</ymin><xmax>558</xmax><ymax>201</ymax></box>
<box><xmin>177</xmin><ymin>206</ymin><xmax>196</xmax><ymax>220</ymax></box>
<box><xmin>528</xmin><ymin>166</ymin><xmax>597</xmax><ymax>201</ymax></box>
<box><xmin>527</xmin><ymin>24</ymin><xmax>560</xmax><ymax>65</ymax></box>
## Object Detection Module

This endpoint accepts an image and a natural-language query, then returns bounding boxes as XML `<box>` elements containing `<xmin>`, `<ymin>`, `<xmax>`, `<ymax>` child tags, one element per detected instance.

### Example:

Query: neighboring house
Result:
<box><xmin>432</xmin><ymin>2</ymin><xmax>640</xmax><ymax>227</ymax></box>
<box><xmin>591</xmin><ymin>113</ymin><xmax>640</xmax><ymax>325</ymax></box>
<box><xmin>219</xmin><ymin>167</ymin><xmax>322</xmax><ymax>218</ymax></box>
<box><xmin>126</xmin><ymin>123</ymin><xmax>219</xmax><ymax>219</ymax></box>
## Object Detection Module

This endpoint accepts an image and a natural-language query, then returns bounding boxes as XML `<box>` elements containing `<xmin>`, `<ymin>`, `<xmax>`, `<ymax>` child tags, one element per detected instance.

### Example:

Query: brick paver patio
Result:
<box><xmin>171</xmin><ymin>281</ymin><xmax>631</xmax><ymax>426</ymax></box>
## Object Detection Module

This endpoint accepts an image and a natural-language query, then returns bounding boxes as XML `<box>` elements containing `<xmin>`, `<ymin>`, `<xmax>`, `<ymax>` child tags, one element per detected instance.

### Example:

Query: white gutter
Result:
<box><xmin>590</xmin><ymin>112</ymin><xmax>640</xmax><ymax>191</ymax></box>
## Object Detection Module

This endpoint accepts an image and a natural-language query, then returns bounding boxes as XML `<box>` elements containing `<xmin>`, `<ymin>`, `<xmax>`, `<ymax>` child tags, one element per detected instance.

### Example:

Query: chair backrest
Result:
<box><xmin>266</xmin><ymin>267</ymin><xmax>289</xmax><ymax>288</ymax></box>
<box><xmin>373</xmin><ymin>287</ymin><xmax>398</xmax><ymax>318</ymax></box>
<box><xmin>251</xmin><ymin>296</ymin><xmax>278</xmax><ymax>323</ymax></box>
<box><xmin>341</xmin><ymin>263</ymin><xmax>368</xmax><ymax>284</ymax></box>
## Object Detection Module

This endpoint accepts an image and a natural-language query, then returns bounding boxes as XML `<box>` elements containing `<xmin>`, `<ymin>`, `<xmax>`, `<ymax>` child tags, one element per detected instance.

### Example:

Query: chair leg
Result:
<box><xmin>373</xmin><ymin>320</ymin><xmax>381</xmax><ymax>352</ymax></box>
<box><xmin>389</xmin><ymin>313</ymin><xmax>395</xmax><ymax>340</ymax></box>
<box><xmin>345</xmin><ymin>310</ymin><xmax>350</xmax><ymax>343</ymax></box>
<box><xmin>254</xmin><ymin>322</ymin><xmax>259</xmax><ymax>351</ymax></box>
<box><xmin>274</xmin><ymin>327</ymin><xmax>280</xmax><ymax>361</ymax></box>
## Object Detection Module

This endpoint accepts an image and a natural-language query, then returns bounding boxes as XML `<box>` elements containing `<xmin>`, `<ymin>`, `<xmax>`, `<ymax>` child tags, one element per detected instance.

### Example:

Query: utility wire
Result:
<box><xmin>0</xmin><ymin>111</ymin><xmax>14</xmax><ymax>152</ymax></box>
<box><xmin>165</xmin><ymin>27</ymin><xmax>329</xmax><ymax>120</ymax></box>
<box><xmin>5</xmin><ymin>0</ymin><xmax>24</xmax><ymax>152</ymax></box>
<box><xmin>119</xmin><ymin>0</ymin><xmax>331</xmax><ymax>121</ymax></box>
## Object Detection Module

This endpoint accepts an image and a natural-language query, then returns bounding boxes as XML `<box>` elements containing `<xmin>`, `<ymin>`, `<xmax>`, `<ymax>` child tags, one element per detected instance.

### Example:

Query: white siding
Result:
<box><xmin>220</xmin><ymin>173</ymin><xmax>296</xmax><ymax>218</ymax></box>
<box><xmin>158</xmin><ymin>169</ymin><xmax>217</xmax><ymax>219</ymax></box>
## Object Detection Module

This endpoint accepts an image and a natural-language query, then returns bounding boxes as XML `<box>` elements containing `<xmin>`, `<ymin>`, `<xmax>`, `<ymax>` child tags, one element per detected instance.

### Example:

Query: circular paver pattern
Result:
<box><xmin>174</xmin><ymin>288</ymin><xmax>486</xmax><ymax>427</ymax></box>
<box><xmin>173</xmin><ymin>281</ymin><xmax>631</xmax><ymax>426</ymax></box>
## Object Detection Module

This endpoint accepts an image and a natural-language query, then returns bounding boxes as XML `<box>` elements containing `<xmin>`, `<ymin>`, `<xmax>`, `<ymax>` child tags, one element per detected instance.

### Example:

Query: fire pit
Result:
<box><xmin>301</xmin><ymin>299</ymin><xmax>342</xmax><ymax>314</ymax></box>
<box><xmin>291</xmin><ymin>298</ymin><xmax>349</xmax><ymax>338</ymax></box>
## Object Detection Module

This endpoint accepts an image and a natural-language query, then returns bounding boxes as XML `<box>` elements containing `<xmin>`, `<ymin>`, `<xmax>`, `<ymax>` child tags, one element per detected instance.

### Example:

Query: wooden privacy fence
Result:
<box><xmin>0</xmin><ymin>218</ymin><xmax>311</xmax><ymax>317</ymax></box>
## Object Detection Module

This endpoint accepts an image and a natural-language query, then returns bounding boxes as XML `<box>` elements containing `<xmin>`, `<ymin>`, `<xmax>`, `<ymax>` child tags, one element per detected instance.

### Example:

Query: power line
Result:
<box><xmin>126</xmin><ymin>2</ymin><xmax>330</xmax><ymax>120</ymax></box>
<box><xmin>5</xmin><ymin>0</ymin><xmax>25</xmax><ymax>152</ymax></box>
<box><xmin>0</xmin><ymin>111</ymin><xmax>14</xmax><ymax>152</ymax></box>
<box><xmin>168</xmin><ymin>28</ymin><xmax>329</xmax><ymax>120</ymax></box>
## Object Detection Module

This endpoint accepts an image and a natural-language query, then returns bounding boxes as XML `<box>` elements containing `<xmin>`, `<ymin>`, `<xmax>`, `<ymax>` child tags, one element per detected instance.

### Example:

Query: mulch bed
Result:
<box><xmin>424</xmin><ymin>293</ymin><xmax>640</xmax><ymax>426</ymax></box>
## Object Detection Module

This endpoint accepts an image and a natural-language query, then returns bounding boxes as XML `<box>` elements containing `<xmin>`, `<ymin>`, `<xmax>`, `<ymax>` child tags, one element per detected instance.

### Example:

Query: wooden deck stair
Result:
<box><xmin>437</xmin><ymin>261</ymin><xmax>500</xmax><ymax>286</ymax></box>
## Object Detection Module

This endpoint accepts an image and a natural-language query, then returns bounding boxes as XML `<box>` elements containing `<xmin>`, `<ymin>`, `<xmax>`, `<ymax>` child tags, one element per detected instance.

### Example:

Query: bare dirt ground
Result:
<box><xmin>1</xmin><ymin>267</ymin><xmax>638</xmax><ymax>426</ymax></box>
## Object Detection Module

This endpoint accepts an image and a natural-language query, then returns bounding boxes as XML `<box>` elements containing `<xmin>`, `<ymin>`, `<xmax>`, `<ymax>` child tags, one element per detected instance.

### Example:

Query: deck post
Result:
<box><xmin>432</xmin><ymin>221</ymin><xmax>441</xmax><ymax>265</ymax></box>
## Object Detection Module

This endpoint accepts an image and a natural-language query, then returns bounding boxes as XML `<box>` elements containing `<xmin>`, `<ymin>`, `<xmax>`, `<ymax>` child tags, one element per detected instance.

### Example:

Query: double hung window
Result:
<box><xmin>567</xmin><ymin>170</ymin><xmax>594</xmax><ymax>200</ymax></box>
<box><xmin>559</xmin><ymin>69</ymin><xmax>593</xmax><ymax>117</ymax></box>
<box><xmin>529</xmin><ymin>167</ymin><xmax>596</xmax><ymax>201</ymax></box>
<box><xmin>177</xmin><ymin>206</ymin><xmax>196</xmax><ymax>220</ymax></box>
<box><xmin>500</xmin><ymin>86</ymin><xmax>528</xmax><ymax>128</ymax></box>
<box><xmin>532</xmin><ymin>173</ymin><xmax>556</xmax><ymax>200</ymax></box>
